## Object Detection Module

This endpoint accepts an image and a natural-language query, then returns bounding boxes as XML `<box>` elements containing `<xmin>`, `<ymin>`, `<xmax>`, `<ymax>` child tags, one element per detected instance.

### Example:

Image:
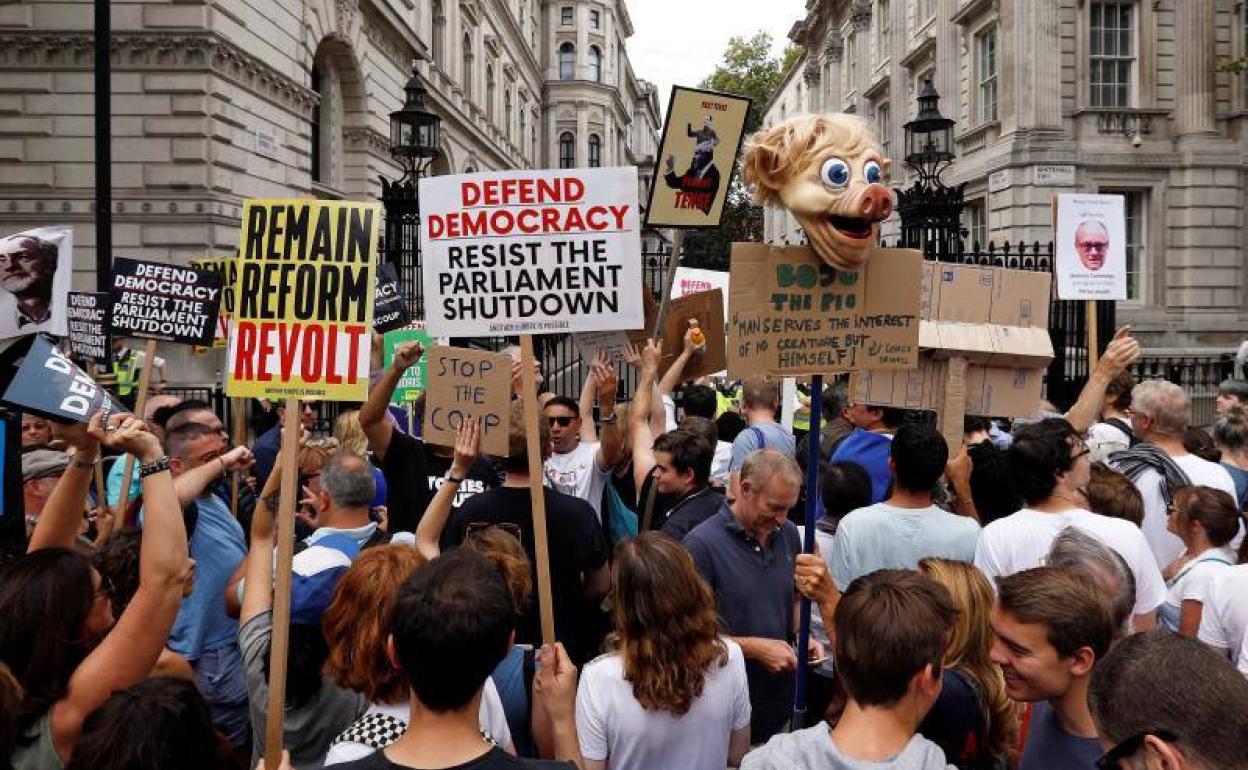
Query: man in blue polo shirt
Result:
<box><xmin>683</xmin><ymin>449</ymin><xmax>814</xmax><ymax>744</ymax></box>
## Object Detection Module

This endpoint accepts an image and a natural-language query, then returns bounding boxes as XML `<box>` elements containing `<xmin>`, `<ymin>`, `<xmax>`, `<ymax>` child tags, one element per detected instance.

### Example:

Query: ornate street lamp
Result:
<box><xmin>388</xmin><ymin>62</ymin><xmax>442</xmax><ymax>181</ymax></box>
<box><xmin>895</xmin><ymin>79</ymin><xmax>965</xmax><ymax>259</ymax></box>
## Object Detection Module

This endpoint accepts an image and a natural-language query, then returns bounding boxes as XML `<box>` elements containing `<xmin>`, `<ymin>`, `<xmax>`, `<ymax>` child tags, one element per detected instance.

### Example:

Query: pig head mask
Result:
<box><xmin>742</xmin><ymin>113</ymin><xmax>892</xmax><ymax>271</ymax></box>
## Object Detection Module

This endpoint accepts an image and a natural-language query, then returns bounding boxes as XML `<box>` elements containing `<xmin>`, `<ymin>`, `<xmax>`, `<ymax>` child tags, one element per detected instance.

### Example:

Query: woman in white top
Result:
<box><xmin>575</xmin><ymin>532</ymin><xmax>751</xmax><ymax>770</ymax></box>
<box><xmin>1159</xmin><ymin>486</ymin><xmax>1240</xmax><ymax>636</ymax></box>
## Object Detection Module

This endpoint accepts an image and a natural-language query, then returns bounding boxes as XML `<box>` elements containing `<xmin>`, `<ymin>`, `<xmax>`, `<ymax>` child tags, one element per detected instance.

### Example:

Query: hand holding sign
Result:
<box><xmin>390</xmin><ymin>340</ymin><xmax>425</xmax><ymax>374</ymax></box>
<box><xmin>89</xmin><ymin>411</ymin><xmax>163</xmax><ymax>464</ymax></box>
<box><xmin>424</xmin><ymin>346</ymin><xmax>512</xmax><ymax>457</ymax></box>
<box><xmin>450</xmin><ymin>417</ymin><xmax>482</xmax><ymax>481</ymax></box>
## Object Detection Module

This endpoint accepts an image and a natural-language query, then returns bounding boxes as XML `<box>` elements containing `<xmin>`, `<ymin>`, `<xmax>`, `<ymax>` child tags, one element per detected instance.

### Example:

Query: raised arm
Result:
<box><xmin>578</xmin><ymin>353</ymin><xmax>603</xmax><ymax>444</ymax></box>
<box><xmin>173</xmin><ymin>445</ymin><xmax>254</xmax><ymax>507</ymax></box>
<box><xmin>658</xmin><ymin>324</ymin><xmax>699</xmax><ymax>397</ymax></box>
<box><xmin>624</xmin><ymin>340</ymin><xmax>662</xmax><ymax>498</ymax></box>
<box><xmin>53</xmin><ymin>413</ymin><xmax>189</xmax><ymax>760</ymax></box>
<box><xmin>27</xmin><ymin>420</ymin><xmax>101</xmax><ymax>553</ymax></box>
<box><xmin>1065</xmin><ymin>326</ymin><xmax>1140</xmax><ymax>434</ymax></box>
<box><xmin>415</xmin><ymin>418</ymin><xmax>480</xmax><ymax>561</ymax></box>
<box><xmin>239</xmin><ymin>431</ymin><xmax>295</xmax><ymax>624</ymax></box>
<box><xmin>360</xmin><ymin>340</ymin><xmax>423</xmax><ymax>460</ymax></box>
<box><xmin>592</xmin><ymin>357</ymin><xmax>624</xmax><ymax>470</ymax></box>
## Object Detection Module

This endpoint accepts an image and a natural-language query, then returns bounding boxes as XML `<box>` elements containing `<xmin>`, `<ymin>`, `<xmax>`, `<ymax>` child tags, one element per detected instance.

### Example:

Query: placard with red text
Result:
<box><xmin>418</xmin><ymin>168</ymin><xmax>644</xmax><ymax>337</ymax></box>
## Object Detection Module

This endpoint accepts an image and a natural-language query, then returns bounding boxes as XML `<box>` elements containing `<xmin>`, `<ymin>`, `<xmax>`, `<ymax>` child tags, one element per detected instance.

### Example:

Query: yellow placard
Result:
<box><xmin>225</xmin><ymin>199</ymin><xmax>380</xmax><ymax>401</ymax></box>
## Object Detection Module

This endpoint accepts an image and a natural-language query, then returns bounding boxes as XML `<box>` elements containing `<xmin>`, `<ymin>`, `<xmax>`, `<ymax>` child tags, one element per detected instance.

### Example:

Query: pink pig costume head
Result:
<box><xmin>742</xmin><ymin>113</ymin><xmax>893</xmax><ymax>271</ymax></box>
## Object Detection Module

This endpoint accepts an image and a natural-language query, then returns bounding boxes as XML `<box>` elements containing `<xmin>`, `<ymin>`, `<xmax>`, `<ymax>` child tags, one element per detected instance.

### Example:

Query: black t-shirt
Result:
<box><xmin>331</xmin><ymin>746</ymin><xmax>574</xmax><ymax>770</ymax></box>
<box><xmin>659</xmin><ymin>488</ymin><xmax>729</xmax><ymax>542</ymax></box>
<box><xmin>609</xmin><ymin>464</ymin><xmax>637</xmax><ymax>511</ymax></box>
<box><xmin>380</xmin><ymin>430</ymin><xmax>432</xmax><ymax>534</ymax></box>
<box><xmin>447</xmin><ymin>487</ymin><xmax>608</xmax><ymax>659</ymax></box>
<box><xmin>425</xmin><ymin>452</ymin><xmax>503</xmax><ymax>511</ymax></box>
<box><xmin>919</xmin><ymin>668</ymin><xmax>993</xmax><ymax>770</ymax></box>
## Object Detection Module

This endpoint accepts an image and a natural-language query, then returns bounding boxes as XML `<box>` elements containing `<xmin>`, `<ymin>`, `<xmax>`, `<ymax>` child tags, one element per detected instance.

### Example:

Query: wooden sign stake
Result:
<box><xmin>115</xmin><ymin>339</ymin><xmax>158</xmax><ymax>522</ymax></box>
<box><xmin>264</xmin><ymin>397</ymin><xmax>301</xmax><ymax>769</ymax></box>
<box><xmin>1087</xmin><ymin>300</ymin><xmax>1099</xmax><ymax>372</ymax></box>
<box><xmin>519</xmin><ymin>335</ymin><xmax>556</xmax><ymax>644</ymax></box>
<box><xmin>651</xmin><ymin>229</ymin><xmax>684</xmax><ymax>338</ymax></box>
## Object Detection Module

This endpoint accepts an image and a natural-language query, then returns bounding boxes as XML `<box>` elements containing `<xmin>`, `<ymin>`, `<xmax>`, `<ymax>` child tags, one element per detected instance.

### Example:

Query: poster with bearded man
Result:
<box><xmin>0</xmin><ymin>227</ymin><xmax>72</xmax><ymax>340</ymax></box>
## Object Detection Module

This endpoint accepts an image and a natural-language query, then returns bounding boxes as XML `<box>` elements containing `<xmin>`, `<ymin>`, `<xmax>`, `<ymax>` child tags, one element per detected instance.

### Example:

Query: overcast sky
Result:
<box><xmin>626</xmin><ymin>0</ymin><xmax>808</xmax><ymax>113</ymax></box>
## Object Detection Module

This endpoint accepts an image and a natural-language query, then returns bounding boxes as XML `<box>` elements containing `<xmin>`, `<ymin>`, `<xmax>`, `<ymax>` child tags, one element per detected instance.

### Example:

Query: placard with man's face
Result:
<box><xmin>1055</xmin><ymin>195</ymin><xmax>1127</xmax><ymax>300</ymax></box>
<box><xmin>0</xmin><ymin>227</ymin><xmax>72</xmax><ymax>340</ymax></box>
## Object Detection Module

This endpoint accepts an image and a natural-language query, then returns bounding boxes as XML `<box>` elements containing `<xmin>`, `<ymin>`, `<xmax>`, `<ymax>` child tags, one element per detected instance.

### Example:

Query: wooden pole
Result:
<box><xmin>519</xmin><ymin>335</ymin><xmax>556</xmax><ymax>644</ymax></box>
<box><xmin>230</xmin><ymin>397</ymin><xmax>246</xmax><ymax>517</ymax></box>
<box><xmin>1087</xmin><ymin>300</ymin><xmax>1099</xmax><ymax>373</ymax></box>
<box><xmin>115</xmin><ymin>339</ymin><xmax>158</xmax><ymax>522</ymax></box>
<box><xmin>407</xmin><ymin>401</ymin><xmax>415</xmax><ymax>436</ymax></box>
<box><xmin>92</xmin><ymin>457</ymin><xmax>106</xmax><ymax>515</ymax></box>
<box><xmin>264</xmin><ymin>398</ymin><xmax>301</xmax><ymax>769</ymax></box>
<box><xmin>651</xmin><ymin>229</ymin><xmax>684</xmax><ymax>338</ymax></box>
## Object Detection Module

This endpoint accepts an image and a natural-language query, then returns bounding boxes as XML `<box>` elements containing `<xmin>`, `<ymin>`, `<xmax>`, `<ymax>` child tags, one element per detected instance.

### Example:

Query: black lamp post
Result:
<box><xmin>895</xmin><ymin>79</ymin><xmax>966</xmax><ymax>259</ymax></box>
<box><xmin>381</xmin><ymin>62</ymin><xmax>442</xmax><ymax>318</ymax></box>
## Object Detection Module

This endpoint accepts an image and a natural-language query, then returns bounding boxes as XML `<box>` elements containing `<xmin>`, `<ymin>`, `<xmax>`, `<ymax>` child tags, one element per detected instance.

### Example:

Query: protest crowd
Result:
<box><xmin>3</xmin><ymin>318</ymin><xmax>1248</xmax><ymax>770</ymax></box>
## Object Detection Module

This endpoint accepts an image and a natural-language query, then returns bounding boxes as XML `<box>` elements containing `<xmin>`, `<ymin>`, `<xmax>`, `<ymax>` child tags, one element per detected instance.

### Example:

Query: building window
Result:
<box><xmin>588</xmin><ymin>134</ymin><xmax>601</xmax><ymax>167</ymax></box>
<box><xmin>963</xmin><ymin>199</ymin><xmax>987</xmax><ymax>248</ymax></box>
<box><xmin>561</xmin><ymin>6</ymin><xmax>573</xmax><ymax>25</ymax></box>
<box><xmin>590</xmin><ymin>9</ymin><xmax>600</xmax><ymax>29</ymax></box>
<box><xmin>432</xmin><ymin>0</ymin><xmax>445</xmax><ymax>67</ymax></box>
<box><xmin>504</xmin><ymin>90</ymin><xmax>512</xmax><ymax>140</ymax></box>
<box><xmin>486</xmin><ymin>65</ymin><xmax>496</xmax><ymax>121</ymax></box>
<box><xmin>559</xmin><ymin>132</ymin><xmax>575</xmax><ymax>168</ymax></box>
<box><xmin>876</xmin><ymin>0</ymin><xmax>889</xmax><ymax>61</ymax></box>
<box><xmin>588</xmin><ymin>46</ymin><xmax>602</xmax><ymax>82</ymax></box>
<box><xmin>976</xmin><ymin>25</ymin><xmax>998</xmax><ymax>123</ymax></box>
<box><xmin>874</xmin><ymin>101</ymin><xmax>890</xmax><ymax>160</ymax></box>
<box><xmin>559</xmin><ymin>42</ymin><xmax>575</xmax><ymax>80</ymax></box>
<box><xmin>462</xmin><ymin>34</ymin><xmax>473</xmax><ymax>99</ymax></box>
<box><xmin>518</xmin><ymin>103</ymin><xmax>526</xmax><ymax>155</ymax></box>
<box><xmin>532</xmin><ymin>120</ymin><xmax>538</xmax><ymax>162</ymax></box>
<box><xmin>1100</xmin><ymin>189</ymin><xmax>1145</xmax><ymax>301</ymax></box>
<box><xmin>1089</xmin><ymin>1</ymin><xmax>1134</xmax><ymax>107</ymax></box>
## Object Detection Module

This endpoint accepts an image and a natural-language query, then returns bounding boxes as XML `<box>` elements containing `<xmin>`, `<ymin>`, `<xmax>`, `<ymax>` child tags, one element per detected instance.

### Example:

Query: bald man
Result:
<box><xmin>1075</xmin><ymin>220</ymin><xmax>1110</xmax><ymax>271</ymax></box>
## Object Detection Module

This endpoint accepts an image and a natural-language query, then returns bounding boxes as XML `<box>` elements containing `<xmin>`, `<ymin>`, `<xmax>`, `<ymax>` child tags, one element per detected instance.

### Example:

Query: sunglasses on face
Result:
<box><xmin>547</xmin><ymin>416</ymin><xmax>575</xmax><ymax>427</ymax></box>
<box><xmin>1095</xmin><ymin>730</ymin><xmax>1177</xmax><ymax>770</ymax></box>
<box><xmin>466</xmin><ymin>521</ymin><xmax>523</xmax><ymax>541</ymax></box>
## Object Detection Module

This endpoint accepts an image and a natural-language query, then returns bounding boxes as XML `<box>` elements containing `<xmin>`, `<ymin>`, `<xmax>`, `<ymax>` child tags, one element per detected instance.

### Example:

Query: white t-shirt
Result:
<box><xmin>974</xmin><ymin>507</ymin><xmax>1167</xmax><ymax>616</ymax></box>
<box><xmin>1087</xmin><ymin>420</ymin><xmax>1131</xmax><ymax>464</ymax></box>
<box><xmin>1236</xmin><ymin>620</ymin><xmax>1248</xmax><ymax>676</ymax></box>
<box><xmin>322</xmin><ymin>681</ymin><xmax>512</xmax><ymax>765</ymax></box>
<box><xmin>1197</xmin><ymin>564</ymin><xmax>1248</xmax><ymax>659</ymax></box>
<box><xmin>544</xmin><ymin>440</ymin><xmax>607</xmax><ymax>518</ymax></box>
<box><xmin>1158</xmin><ymin>547</ymin><xmax>1235</xmax><ymax>633</ymax></box>
<box><xmin>575</xmin><ymin>640</ymin><xmax>751</xmax><ymax>770</ymax></box>
<box><xmin>711</xmin><ymin>441</ymin><xmax>732</xmax><ymax>487</ymax></box>
<box><xmin>1133</xmin><ymin>454</ymin><xmax>1240</xmax><ymax>568</ymax></box>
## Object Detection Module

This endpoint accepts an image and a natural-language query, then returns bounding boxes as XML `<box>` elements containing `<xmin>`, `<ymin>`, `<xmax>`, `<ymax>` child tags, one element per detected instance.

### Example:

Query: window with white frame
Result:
<box><xmin>590</xmin><ymin>9</ymin><xmax>600</xmax><ymax>29</ymax></box>
<box><xmin>1102</xmin><ymin>189</ymin><xmax>1145</xmax><ymax>301</ymax></box>
<box><xmin>589</xmin><ymin>46</ymin><xmax>602</xmax><ymax>82</ymax></box>
<box><xmin>561</xmin><ymin>6</ymin><xmax>573</xmax><ymax>25</ymax></box>
<box><xmin>1089</xmin><ymin>2</ymin><xmax>1135</xmax><ymax>108</ymax></box>
<box><xmin>874</xmin><ymin>101</ymin><xmax>890</xmax><ymax>159</ymax></box>
<box><xmin>877</xmin><ymin>0</ymin><xmax>890</xmax><ymax>62</ymax></box>
<box><xmin>559</xmin><ymin>42</ymin><xmax>575</xmax><ymax>80</ymax></box>
<box><xmin>963</xmin><ymin>199</ymin><xmax>987</xmax><ymax>248</ymax></box>
<box><xmin>976</xmin><ymin>24</ymin><xmax>997</xmax><ymax>123</ymax></box>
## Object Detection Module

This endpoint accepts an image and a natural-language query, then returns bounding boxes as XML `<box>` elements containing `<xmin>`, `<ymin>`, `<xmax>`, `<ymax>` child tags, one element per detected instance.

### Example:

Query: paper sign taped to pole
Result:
<box><xmin>572</xmin><ymin>330</ymin><xmax>634</xmax><ymax>364</ymax></box>
<box><xmin>645</xmin><ymin>86</ymin><xmax>751</xmax><ymax>229</ymax></box>
<box><xmin>1055</xmin><ymin>194</ymin><xmax>1127</xmax><ymax>300</ymax></box>
<box><xmin>2</xmin><ymin>335</ymin><xmax>125</xmax><ymax>423</ymax></box>
<box><xmin>66</xmin><ymin>292</ymin><xmax>110</xmax><ymax>365</ymax></box>
<box><xmin>373</xmin><ymin>262</ymin><xmax>411</xmax><ymax>333</ymax></box>
<box><xmin>109</xmin><ymin>258</ymin><xmax>224</xmax><ymax>347</ymax></box>
<box><xmin>226</xmin><ymin>199</ymin><xmax>379</xmax><ymax>401</ymax></box>
<box><xmin>384</xmin><ymin>323</ymin><xmax>433</xmax><ymax>403</ymax></box>
<box><xmin>727</xmin><ymin>244</ymin><xmax>922</xmax><ymax>378</ymax></box>
<box><xmin>0</xmin><ymin>227</ymin><xmax>73</xmax><ymax>340</ymax></box>
<box><xmin>423</xmin><ymin>345</ymin><xmax>511</xmax><ymax>456</ymax></box>
<box><xmin>418</xmin><ymin>168</ymin><xmax>644</xmax><ymax>337</ymax></box>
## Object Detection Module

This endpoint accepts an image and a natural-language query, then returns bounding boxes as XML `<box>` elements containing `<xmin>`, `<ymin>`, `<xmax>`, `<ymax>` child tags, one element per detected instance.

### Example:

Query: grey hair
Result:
<box><xmin>740</xmin><ymin>449</ymin><xmax>803</xmax><ymax>491</ymax></box>
<box><xmin>1046</xmin><ymin>527</ymin><xmax>1135</xmax><ymax>633</ymax></box>
<box><xmin>321</xmin><ymin>450</ymin><xmax>376</xmax><ymax>508</ymax></box>
<box><xmin>1130</xmin><ymin>380</ymin><xmax>1189</xmax><ymax>437</ymax></box>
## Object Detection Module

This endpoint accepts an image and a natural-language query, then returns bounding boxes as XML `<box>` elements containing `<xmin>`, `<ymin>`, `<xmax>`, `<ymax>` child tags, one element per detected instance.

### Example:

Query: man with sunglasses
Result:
<box><xmin>1088</xmin><ymin>631</ymin><xmax>1248</xmax><ymax>770</ymax></box>
<box><xmin>975</xmin><ymin>418</ymin><xmax>1166</xmax><ymax>632</ymax></box>
<box><xmin>542</xmin><ymin>354</ymin><xmax>624</xmax><ymax>520</ymax></box>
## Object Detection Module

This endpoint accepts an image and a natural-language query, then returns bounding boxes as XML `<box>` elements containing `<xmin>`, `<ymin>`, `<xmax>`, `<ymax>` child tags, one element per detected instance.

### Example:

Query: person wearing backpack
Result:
<box><xmin>1088</xmin><ymin>370</ymin><xmax>1137</xmax><ymax>463</ymax></box>
<box><xmin>727</xmin><ymin>378</ymin><xmax>795</xmax><ymax>499</ymax></box>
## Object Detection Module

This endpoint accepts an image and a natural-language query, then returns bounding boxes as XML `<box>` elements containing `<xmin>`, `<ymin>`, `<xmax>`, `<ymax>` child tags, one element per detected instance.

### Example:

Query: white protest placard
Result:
<box><xmin>572</xmin><ymin>330</ymin><xmax>633</xmax><ymax>364</ymax></box>
<box><xmin>1055</xmin><ymin>194</ymin><xmax>1127</xmax><ymax>300</ymax></box>
<box><xmin>418</xmin><ymin>168</ymin><xmax>644</xmax><ymax>337</ymax></box>
<box><xmin>671</xmin><ymin>266</ymin><xmax>729</xmax><ymax>299</ymax></box>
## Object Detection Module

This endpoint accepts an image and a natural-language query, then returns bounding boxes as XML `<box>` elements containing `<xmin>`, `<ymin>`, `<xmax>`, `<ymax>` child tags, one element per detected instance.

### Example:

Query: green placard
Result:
<box><xmin>384</xmin><ymin>323</ymin><xmax>432</xmax><ymax>403</ymax></box>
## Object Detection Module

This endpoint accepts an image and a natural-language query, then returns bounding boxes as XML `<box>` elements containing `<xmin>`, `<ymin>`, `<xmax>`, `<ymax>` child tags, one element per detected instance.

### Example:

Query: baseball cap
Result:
<box><xmin>22</xmin><ymin>449</ymin><xmax>69</xmax><ymax>483</ymax></box>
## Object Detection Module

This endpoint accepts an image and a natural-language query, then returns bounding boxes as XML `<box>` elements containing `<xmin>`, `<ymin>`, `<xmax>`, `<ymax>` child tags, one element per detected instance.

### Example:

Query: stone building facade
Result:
<box><xmin>761</xmin><ymin>0</ymin><xmax>1248</xmax><ymax>351</ymax></box>
<box><xmin>0</xmin><ymin>0</ymin><xmax>661</xmax><ymax>379</ymax></box>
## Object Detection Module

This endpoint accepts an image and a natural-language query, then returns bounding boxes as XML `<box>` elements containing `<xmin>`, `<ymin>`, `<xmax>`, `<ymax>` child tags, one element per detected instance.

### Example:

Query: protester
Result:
<box><xmin>252</xmin><ymin>401</ymin><xmax>316</xmax><ymax>489</ymax></box>
<box><xmin>965</xmin><ymin>441</ymin><xmax>1024</xmax><ymax>525</ymax></box>
<box><xmin>1086</xmin><ymin>370</ymin><xmax>1136</xmax><ymax>462</ymax></box>
<box><xmin>1196</xmin><ymin>563</ymin><xmax>1248</xmax><ymax>669</ymax></box>
<box><xmin>0</xmin><ymin>412</ymin><xmax>189</xmax><ymax>769</ymax></box>
<box><xmin>1214</xmin><ymin>405</ymin><xmax>1248</xmax><ymax>508</ymax></box>
<box><xmin>795</xmin><ymin>383</ymin><xmax>853</xmax><ymax>472</ymax></box>
<box><xmin>109</xmin><ymin>338</ymin><xmax>166</xmax><ymax>411</ymax></box>
<box><xmin>829</xmin><ymin>402</ymin><xmax>904</xmax><ymax>503</ymax></box>
<box><xmin>62</xmin><ymin>677</ymin><xmax>240</xmax><ymax>770</ymax></box>
<box><xmin>333</xmin><ymin>410</ymin><xmax>369</xmax><ymax>455</ymax></box>
<box><xmin>917</xmin><ymin>559</ymin><xmax>1017</xmax><ymax>770</ymax></box>
<box><xmin>684</xmin><ymin>449</ymin><xmax>810</xmax><ymax>744</ymax></box>
<box><xmin>20</xmin><ymin>413</ymin><xmax>52</xmax><ymax>452</ymax></box>
<box><xmin>830</xmin><ymin>424</ymin><xmax>979</xmax><ymax>595</ymax></box>
<box><xmin>1089</xmin><ymin>632</ymin><xmax>1248</xmax><ymax>770</ymax></box>
<box><xmin>569</xmin><ymin>533</ymin><xmax>749</xmax><ymax>769</ymax></box>
<box><xmin>727</xmin><ymin>378</ymin><xmax>796</xmax><ymax>491</ymax></box>
<box><xmin>1215</xmin><ymin>378</ymin><xmax>1248</xmax><ymax>416</ymax></box>
<box><xmin>322</xmin><ymin>545</ymin><xmax>515</xmax><ymax>764</ymax></box>
<box><xmin>741</xmin><ymin>570</ymin><xmax>958</xmax><ymax>770</ymax></box>
<box><xmin>1158</xmin><ymin>486</ymin><xmax>1238</xmax><ymax>635</ymax></box>
<box><xmin>543</xmin><ymin>352</ymin><xmax>625</xmax><ymax>518</ymax></box>
<box><xmin>974</xmin><ymin>418</ymin><xmax>1166</xmax><ymax>630</ymax></box>
<box><xmin>645</xmin><ymin>429</ymin><xmax>723</xmax><ymax>540</ymax></box>
<box><xmin>293</xmin><ymin>450</ymin><xmax>383</xmax><ymax>548</ymax></box>
<box><xmin>1083</xmin><ymin>462</ymin><xmax>1145</xmax><ymax>527</ymax></box>
<box><xmin>676</xmin><ymin>384</ymin><xmax>733</xmax><ymax>485</ymax></box>
<box><xmin>359</xmin><ymin>343</ymin><xmax>434</xmax><ymax>533</ymax></box>
<box><xmin>990</xmin><ymin>567</ymin><xmax>1118</xmax><ymax>770</ymax></box>
<box><xmin>1109</xmin><ymin>380</ymin><xmax>1240</xmax><ymax>568</ymax></box>
<box><xmin>21</xmin><ymin>448</ymin><xmax>71</xmax><ymax>540</ymax></box>
<box><xmin>327</xmin><ymin>549</ymin><xmax>576</xmax><ymax>769</ymax></box>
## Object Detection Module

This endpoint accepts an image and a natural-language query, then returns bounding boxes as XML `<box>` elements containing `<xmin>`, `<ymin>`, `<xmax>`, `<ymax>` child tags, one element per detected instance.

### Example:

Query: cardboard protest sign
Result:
<box><xmin>0</xmin><ymin>226</ymin><xmax>73</xmax><ymax>340</ymax></box>
<box><xmin>422</xmin><ymin>345</ymin><xmax>511</xmax><ymax>456</ymax></box>
<box><xmin>418</xmin><ymin>168</ymin><xmax>644</xmax><ymax>337</ymax></box>
<box><xmin>2</xmin><ymin>335</ymin><xmax>125</xmax><ymax>423</ymax></box>
<box><xmin>1055</xmin><ymin>194</ymin><xmax>1127</xmax><ymax>300</ymax></box>
<box><xmin>657</xmin><ymin>288</ymin><xmax>727</xmax><ymax>380</ymax></box>
<box><xmin>671</xmin><ymin>266</ymin><xmax>729</xmax><ymax>299</ymax></box>
<box><xmin>727</xmin><ymin>244</ymin><xmax>923</xmax><ymax>378</ymax></box>
<box><xmin>572</xmin><ymin>330</ymin><xmax>633</xmax><ymax>364</ymax></box>
<box><xmin>373</xmin><ymin>262</ymin><xmax>410</xmax><ymax>333</ymax></box>
<box><xmin>384</xmin><ymin>323</ymin><xmax>433</xmax><ymax>403</ymax></box>
<box><xmin>190</xmin><ymin>256</ymin><xmax>238</xmax><ymax>348</ymax></box>
<box><xmin>109</xmin><ymin>258</ymin><xmax>223</xmax><ymax>347</ymax></box>
<box><xmin>646</xmin><ymin>87</ymin><xmax>751</xmax><ymax>228</ymax></box>
<box><xmin>226</xmin><ymin>199</ymin><xmax>380</xmax><ymax>401</ymax></box>
<box><xmin>66</xmin><ymin>292</ymin><xmax>110</xmax><ymax>365</ymax></box>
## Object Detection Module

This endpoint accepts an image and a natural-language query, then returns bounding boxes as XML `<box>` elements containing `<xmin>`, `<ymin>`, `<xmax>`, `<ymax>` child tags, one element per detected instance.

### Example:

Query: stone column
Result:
<box><xmin>1014</xmin><ymin>0</ymin><xmax>1061</xmax><ymax>130</ymax></box>
<box><xmin>575</xmin><ymin>99</ymin><xmax>588</xmax><ymax>166</ymax></box>
<box><xmin>1175</xmin><ymin>0</ymin><xmax>1216</xmax><ymax>136</ymax></box>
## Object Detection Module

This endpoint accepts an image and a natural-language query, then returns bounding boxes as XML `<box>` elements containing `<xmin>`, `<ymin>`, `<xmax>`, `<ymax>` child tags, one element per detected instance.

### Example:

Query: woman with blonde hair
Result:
<box><xmin>321</xmin><ymin>545</ymin><xmax>514</xmax><ymax>765</ymax></box>
<box><xmin>573</xmin><ymin>532</ymin><xmax>750</xmax><ymax>770</ymax></box>
<box><xmin>332</xmin><ymin>410</ymin><xmax>368</xmax><ymax>455</ymax></box>
<box><xmin>917</xmin><ymin>558</ymin><xmax>1017</xmax><ymax>770</ymax></box>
